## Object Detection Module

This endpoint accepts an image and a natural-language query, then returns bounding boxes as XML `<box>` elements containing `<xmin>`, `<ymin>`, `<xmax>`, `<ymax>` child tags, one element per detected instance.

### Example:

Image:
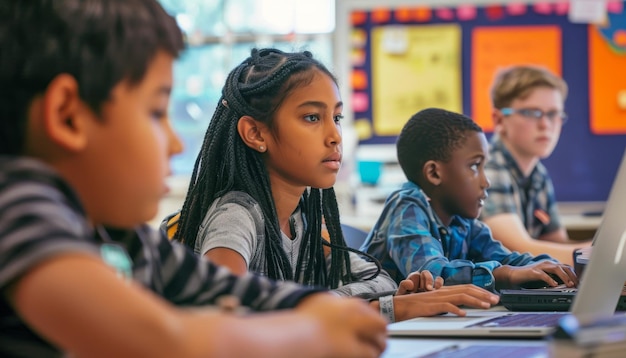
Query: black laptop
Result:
<box><xmin>500</xmin><ymin>286</ymin><xmax>626</xmax><ymax>312</ymax></box>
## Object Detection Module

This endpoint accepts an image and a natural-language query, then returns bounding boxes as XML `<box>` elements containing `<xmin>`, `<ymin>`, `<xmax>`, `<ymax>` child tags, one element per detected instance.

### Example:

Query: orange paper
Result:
<box><xmin>471</xmin><ymin>26</ymin><xmax>562</xmax><ymax>131</ymax></box>
<box><xmin>413</xmin><ymin>7</ymin><xmax>432</xmax><ymax>22</ymax></box>
<box><xmin>395</xmin><ymin>8</ymin><xmax>413</xmax><ymax>23</ymax></box>
<box><xmin>589</xmin><ymin>26</ymin><xmax>626</xmax><ymax>134</ymax></box>
<box><xmin>351</xmin><ymin>11</ymin><xmax>367</xmax><ymax>26</ymax></box>
<box><xmin>371</xmin><ymin>8</ymin><xmax>391</xmax><ymax>24</ymax></box>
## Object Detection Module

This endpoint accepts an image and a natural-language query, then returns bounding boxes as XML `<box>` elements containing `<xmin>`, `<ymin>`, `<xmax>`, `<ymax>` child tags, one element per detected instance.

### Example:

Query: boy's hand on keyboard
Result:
<box><xmin>494</xmin><ymin>262</ymin><xmax>578</xmax><ymax>289</ymax></box>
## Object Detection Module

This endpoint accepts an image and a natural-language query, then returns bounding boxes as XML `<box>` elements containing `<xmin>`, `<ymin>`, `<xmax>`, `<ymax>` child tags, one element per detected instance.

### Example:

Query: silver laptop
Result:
<box><xmin>388</xmin><ymin>147</ymin><xmax>626</xmax><ymax>338</ymax></box>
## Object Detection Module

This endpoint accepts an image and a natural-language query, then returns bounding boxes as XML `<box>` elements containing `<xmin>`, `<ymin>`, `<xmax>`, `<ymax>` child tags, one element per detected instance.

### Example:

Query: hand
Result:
<box><xmin>296</xmin><ymin>294</ymin><xmax>387</xmax><ymax>358</ymax></box>
<box><xmin>392</xmin><ymin>284</ymin><xmax>500</xmax><ymax>321</ymax></box>
<box><xmin>396</xmin><ymin>270</ymin><xmax>444</xmax><ymax>295</ymax></box>
<box><xmin>493</xmin><ymin>262</ymin><xmax>578</xmax><ymax>289</ymax></box>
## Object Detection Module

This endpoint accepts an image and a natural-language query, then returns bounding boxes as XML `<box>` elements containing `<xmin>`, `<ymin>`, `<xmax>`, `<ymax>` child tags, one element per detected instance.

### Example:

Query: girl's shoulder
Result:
<box><xmin>218</xmin><ymin>190</ymin><xmax>260</xmax><ymax>211</ymax></box>
<box><xmin>213</xmin><ymin>191</ymin><xmax>265</xmax><ymax>233</ymax></box>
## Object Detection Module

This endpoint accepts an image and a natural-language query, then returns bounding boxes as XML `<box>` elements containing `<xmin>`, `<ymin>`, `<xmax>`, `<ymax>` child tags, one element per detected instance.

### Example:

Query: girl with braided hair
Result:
<box><xmin>170</xmin><ymin>48</ymin><xmax>499</xmax><ymax>322</ymax></box>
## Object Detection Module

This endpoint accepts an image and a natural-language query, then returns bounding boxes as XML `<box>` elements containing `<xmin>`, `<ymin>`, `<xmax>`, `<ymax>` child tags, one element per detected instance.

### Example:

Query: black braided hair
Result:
<box><xmin>397</xmin><ymin>107</ymin><xmax>483</xmax><ymax>186</ymax></box>
<box><xmin>174</xmin><ymin>48</ymin><xmax>369</xmax><ymax>288</ymax></box>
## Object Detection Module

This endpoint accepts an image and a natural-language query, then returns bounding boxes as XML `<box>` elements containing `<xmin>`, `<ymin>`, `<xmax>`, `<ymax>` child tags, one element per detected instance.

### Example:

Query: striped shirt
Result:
<box><xmin>0</xmin><ymin>156</ymin><xmax>321</xmax><ymax>358</ymax></box>
<box><xmin>480</xmin><ymin>135</ymin><xmax>561</xmax><ymax>238</ymax></box>
<box><xmin>361</xmin><ymin>181</ymin><xmax>554</xmax><ymax>292</ymax></box>
<box><xmin>195</xmin><ymin>191</ymin><xmax>397</xmax><ymax>299</ymax></box>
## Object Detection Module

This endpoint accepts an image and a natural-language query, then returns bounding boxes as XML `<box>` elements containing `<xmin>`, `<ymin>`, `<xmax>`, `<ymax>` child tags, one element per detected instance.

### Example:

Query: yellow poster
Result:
<box><xmin>371</xmin><ymin>24</ymin><xmax>462</xmax><ymax>136</ymax></box>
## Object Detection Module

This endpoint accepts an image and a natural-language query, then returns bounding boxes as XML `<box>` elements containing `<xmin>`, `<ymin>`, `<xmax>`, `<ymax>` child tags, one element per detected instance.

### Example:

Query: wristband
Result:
<box><xmin>379</xmin><ymin>295</ymin><xmax>395</xmax><ymax>323</ymax></box>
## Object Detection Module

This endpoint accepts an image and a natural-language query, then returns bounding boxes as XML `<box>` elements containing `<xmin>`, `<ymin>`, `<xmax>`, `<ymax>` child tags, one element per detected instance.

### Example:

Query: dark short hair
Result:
<box><xmin>397</xmin><ymin>107</ymin><xmax>483</xmax><ymax>184</ymax></box>
<box><xmin>0</xmin><ymin>0</ymin><xmax>185</xmax><ymax>154</ymax></box>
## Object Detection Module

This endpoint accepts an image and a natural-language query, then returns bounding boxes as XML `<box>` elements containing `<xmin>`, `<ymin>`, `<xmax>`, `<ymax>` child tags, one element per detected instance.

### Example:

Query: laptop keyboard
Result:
<box><xmin>469</xmin><ymin>313</ymin><xmax>567</xmax><ymax>328</ymax></box>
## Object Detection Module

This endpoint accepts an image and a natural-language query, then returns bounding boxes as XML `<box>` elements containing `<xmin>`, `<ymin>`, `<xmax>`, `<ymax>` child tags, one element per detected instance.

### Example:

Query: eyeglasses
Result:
<box><xmin>500</xmin><ymin>108</ymin><xmax>568</xmax><ymax>125</ymax></box>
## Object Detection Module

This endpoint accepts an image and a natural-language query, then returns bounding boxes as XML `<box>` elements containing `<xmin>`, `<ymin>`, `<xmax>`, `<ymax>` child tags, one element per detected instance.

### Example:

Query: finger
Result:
<box><xmin>439</xmin><ymin>284</ymin><xmax>500</xmax><ymax>304</ymax></box>
<box><xmin>408</xmin><ymin>271</ymin><xmax>424</xmax><ymax>290</ymax></box>
<box><xmin>397</xmin><ymin>279</ymin><xmax>415</xmax><ymax>295</ymax></box>
<box><xmin>433</xmin><ymin>276</ymin><xmax>444</xmax><ymax>290</ymax></box>
<box><xmin>560</xmin><ymin>265</ymin><xmax>578</xmax><ymax>287</ymax></box>
<box><xmin>453</xmin><ymin>293</ymin><xmax>494</xmax><ymax>309</ymax></box>
<box><xmin>535</xmin><ymin>270</ymin><xmax>558</xmax><ymax>287</ymax></box>
<box><xmin>435</xmin><ymin>288</ymin><xmax>499</xmax><ymax>307</ymax></box>
<box><xmin>551</xmin><ymin>267</ymin><xmax>570</xmax><ymax>287</ymax></box>
<box><xmin>420</xmin><ymin>271</ymin><xmax>435</xmax><ymax>291</ymax></box>
<box><xmin>541</xmin><ymin>264</ymin><xmax>572</xmax><ymax>287</ymax></box>
<box><xmin>437</xmin><ymin>302</ymin><xmax>466</xmax><ymax>317</ymax></box>
<box><xmin>410</xmin><ymin>290</ymin><xmax>495</xmax><ymax>310</ymax></box>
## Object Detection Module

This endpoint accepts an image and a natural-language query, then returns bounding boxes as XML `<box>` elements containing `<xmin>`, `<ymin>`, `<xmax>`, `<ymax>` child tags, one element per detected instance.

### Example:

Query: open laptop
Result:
<box><xmin>387</xmin><ymin>147</ymin><xmax>626</xmax><ymax>338</ymax></box>
<box><xmin>500</xmin><ymin>287</ymin><xmax>626</xmax><ymax>312</ymax></box>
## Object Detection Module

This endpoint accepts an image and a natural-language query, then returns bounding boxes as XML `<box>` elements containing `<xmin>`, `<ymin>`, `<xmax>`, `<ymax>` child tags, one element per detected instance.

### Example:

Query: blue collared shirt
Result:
<box><xmin>361</xmin><ymin>181</ymin><xmax>555</xmax><ymax>292</ymax></box>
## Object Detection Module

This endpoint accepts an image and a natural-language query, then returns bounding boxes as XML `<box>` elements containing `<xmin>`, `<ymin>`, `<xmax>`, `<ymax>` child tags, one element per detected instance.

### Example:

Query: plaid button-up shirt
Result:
<box><xmin>480</xmin><ymin>135</ymin><xmax>561</xmax><ymax>239</ymax></box>
<box><xmin>361</xmin><ymin>181</ymin><xmax>554</xmax><ymax>293</ymax></box>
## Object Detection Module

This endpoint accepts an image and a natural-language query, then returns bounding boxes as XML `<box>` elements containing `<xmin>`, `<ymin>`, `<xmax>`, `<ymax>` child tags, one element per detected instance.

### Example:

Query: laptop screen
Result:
<box><xmin>571</xmin><ymin>148</ymin><xmax>626</xmax><ymax>322</ymax></box>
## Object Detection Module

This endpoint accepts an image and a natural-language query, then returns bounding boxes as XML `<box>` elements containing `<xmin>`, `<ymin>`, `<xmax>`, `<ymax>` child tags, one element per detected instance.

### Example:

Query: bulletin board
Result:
<box><xmin>336</xmin><ymin>0</ymin><xmax>626</xmax><ymax>202</ymax></box>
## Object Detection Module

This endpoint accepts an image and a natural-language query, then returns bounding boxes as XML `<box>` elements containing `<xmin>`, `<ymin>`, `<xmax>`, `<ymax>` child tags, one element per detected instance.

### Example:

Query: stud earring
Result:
<box><xmin>259</xmin><ymin>145</ymin><xmax>265</xmax><ymax>152</ymax></box>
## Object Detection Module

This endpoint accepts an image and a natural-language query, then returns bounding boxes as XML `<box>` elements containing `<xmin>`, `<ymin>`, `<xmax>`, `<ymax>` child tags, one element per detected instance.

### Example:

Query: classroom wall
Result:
<box><xmin>334</xmin><ymin>0</ymin><xmax>626</xmax><ymax>203</ymax></box>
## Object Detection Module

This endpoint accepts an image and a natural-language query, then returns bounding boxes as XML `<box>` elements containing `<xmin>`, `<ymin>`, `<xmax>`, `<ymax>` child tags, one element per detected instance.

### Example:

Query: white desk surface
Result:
<box><xmin>383</xmin><ymin>336</ymin><xmax>549</xmax><ymax>358</ymax></box>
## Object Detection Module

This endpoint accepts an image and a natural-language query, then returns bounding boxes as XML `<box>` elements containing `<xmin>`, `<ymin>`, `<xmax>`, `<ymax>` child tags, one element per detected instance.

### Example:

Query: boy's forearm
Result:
<box><xmin>180</xmin><ymin>309</ymin><xmax>330</xmax><ymax>358</ymax></box>
<box><xmin>492</xmin><ymin>266</ymin><xmax>511</xmax><ymax>289</ymax></box>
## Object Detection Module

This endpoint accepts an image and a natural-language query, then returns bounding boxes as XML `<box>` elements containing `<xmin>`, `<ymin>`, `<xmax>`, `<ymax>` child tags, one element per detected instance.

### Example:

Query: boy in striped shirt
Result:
<box><xmin>0</xmin><ymin>1</ymin><xmax>386</xmax><ymax>357</ymax></box>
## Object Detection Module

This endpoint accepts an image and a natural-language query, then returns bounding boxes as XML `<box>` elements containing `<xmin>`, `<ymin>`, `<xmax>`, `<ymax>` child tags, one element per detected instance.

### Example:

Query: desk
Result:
<box><xmin>384</xmin><ymin>337</ymin><xmax>549</xmax><ymax>357</ymax></box>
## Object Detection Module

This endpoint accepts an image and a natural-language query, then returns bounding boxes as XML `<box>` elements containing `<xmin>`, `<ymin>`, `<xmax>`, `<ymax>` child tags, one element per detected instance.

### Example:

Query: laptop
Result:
<box><xmin>500</xmin><ymin>286</ymin><xmax>626</xmax><ymax>312</ymax></box>
<box><xmin>387</xmin><ymin>147</ymin><xmax>626</xmax><ymax>338</ymax></box>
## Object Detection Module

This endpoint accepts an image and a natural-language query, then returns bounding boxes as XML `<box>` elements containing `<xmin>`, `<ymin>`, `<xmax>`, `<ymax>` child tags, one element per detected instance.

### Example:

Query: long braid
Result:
<box><xmin>298</xmin><ymin>188</ymin><xmax>326</xmax><ymax>286</ymax></box>
<box><xmin>173</xmin><ymin>48</ymin><xmax>376</xmax><ymax>288</ymax></box>
<box><xmin>322</xmin><ymin>188</ymin><xmax>353</xmax><ymax>287</ymax></box>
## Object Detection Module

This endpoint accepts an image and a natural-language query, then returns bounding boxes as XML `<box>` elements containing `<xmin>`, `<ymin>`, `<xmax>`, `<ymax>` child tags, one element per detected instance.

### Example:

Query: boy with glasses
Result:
<box><xmin>480</xmin><ymin>66</ymin><xmax>590</xmax><ymax>265</ymax></box>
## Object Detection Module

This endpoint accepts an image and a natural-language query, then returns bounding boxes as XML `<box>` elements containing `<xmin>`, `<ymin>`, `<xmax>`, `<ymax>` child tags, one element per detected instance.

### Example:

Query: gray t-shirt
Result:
<box><xmin>196</xmin><ymin>191</ymin><xmax>398</xmax><ymax>297</ymax></box>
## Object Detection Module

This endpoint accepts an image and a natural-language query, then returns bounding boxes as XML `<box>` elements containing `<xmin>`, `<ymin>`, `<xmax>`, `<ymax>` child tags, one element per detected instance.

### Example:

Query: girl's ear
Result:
<box><xmin>423</xmin><ymin>160</ymin><xmax>442</xmax><ymax>186</ymax></box>
<box><xmin>40</xmin><ymin>74</ymin><xmax>88</xmax><ymax>152</ymax></box>
<box><xmin>237</xmin><ymin>115</ymin><xmax>267</xmax><ymax>153</ymax></box>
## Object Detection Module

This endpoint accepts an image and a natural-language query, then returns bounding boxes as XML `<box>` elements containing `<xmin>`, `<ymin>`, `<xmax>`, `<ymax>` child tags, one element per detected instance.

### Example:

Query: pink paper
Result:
<box><xmin>506</xmin><ymin>2</ymin><xmax>527</xmax><ymax>16</ymax></box>
<box><xmin>352</xmin><ymin>92</ymin><xmax>370</xmax><ymax>113</ymax></box>
<box><xmin>457</xmin><ymin>5</ymin><xmax>477</xmax><ymax>20</ymax></box>
<box><xmin>553</xmin><ymin>1</ymin><xmax>570</xmax><ymax>15</ymax></box>
<box><xmin>435</xmin><ymin>7</ymin><xmax>455</xmax><ymax>21</ymax></box>
<box><xmin>533</xmin><ymin>2</ymin><xmax>553</xmax><ymax>15</ymax></box>
<box><xmin>607</xmin><ymin>0</ymin><xmax>624</xmax><ymax>13</ymax></box>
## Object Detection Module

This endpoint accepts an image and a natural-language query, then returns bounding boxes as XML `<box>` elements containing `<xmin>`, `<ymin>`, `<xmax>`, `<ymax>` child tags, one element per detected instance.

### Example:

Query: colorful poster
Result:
<box><xmin>471</xmin><ymin>26</ymin><xmax>562</xmax><ymax>131</ymax></box>
<box><xmin>589</xmin><ymin>25</ymin><xmax>626</xmax><ymax>134</ymax></box>
<box><xmin>371</xmin><ymin>24</ymin><xmax>462</xmax><ymax>136</ymax></box>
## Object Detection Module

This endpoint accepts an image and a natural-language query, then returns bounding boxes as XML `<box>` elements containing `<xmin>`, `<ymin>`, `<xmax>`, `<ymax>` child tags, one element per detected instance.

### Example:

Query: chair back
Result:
<box><xmin>340</xmin><ymin>224</ymin><xmax>369</xmax><ymax>250</ymax></box>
